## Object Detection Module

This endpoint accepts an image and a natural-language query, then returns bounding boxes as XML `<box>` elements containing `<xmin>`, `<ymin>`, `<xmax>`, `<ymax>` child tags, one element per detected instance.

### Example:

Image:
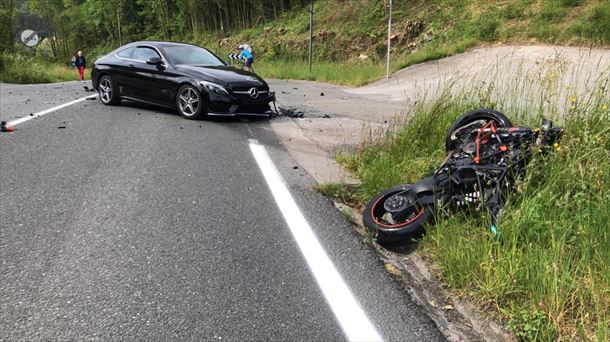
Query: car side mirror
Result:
<box><xmin>146</xmin><ymin>57</ymin><xmax>163</xmax><ymax>65</ymax></box>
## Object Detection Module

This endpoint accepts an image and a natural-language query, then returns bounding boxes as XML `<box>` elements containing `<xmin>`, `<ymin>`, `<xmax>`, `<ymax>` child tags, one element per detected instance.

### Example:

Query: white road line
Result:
<box><xmin>7</xmin><ymin>95</ymin><xmax>97</xmax><ymax>127</ymax></box>
<box><xmin>248</xmin><ymin>139</ymin><xmax>383</xmax><ymax>342</ymax></box>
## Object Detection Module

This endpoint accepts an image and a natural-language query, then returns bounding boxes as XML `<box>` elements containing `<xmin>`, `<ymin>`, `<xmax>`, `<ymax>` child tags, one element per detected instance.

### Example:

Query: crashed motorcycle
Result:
<box><xmin>363</xmin><ymin>109</ymin><xmax>564</xmax><ymax>243</ymax></box>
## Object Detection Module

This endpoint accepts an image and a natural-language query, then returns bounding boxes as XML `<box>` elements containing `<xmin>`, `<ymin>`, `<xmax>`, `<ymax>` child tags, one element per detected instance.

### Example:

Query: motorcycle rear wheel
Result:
<box><xmin>363</xmin><ymin>185</ymin><xmax>434</xmax><ymax>243</ymax></box>
<box><xmin>446</xmin><ymin>109</ymin><xmax>513</xmax><ymax>152</ymax></box>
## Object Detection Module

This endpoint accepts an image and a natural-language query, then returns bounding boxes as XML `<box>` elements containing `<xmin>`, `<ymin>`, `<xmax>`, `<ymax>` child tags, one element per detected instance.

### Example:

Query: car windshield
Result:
<box><xmin>163</xmin><ymin>46</ymin><xmax>225</xmax><ymax>66</ymax></box>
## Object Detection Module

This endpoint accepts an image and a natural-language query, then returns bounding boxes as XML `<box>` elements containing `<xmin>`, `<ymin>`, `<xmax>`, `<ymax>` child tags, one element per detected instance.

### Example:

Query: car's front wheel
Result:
<box><xmin>176</xmin><ymin>85</ymin><xmax>207</xmax><ymax>120</ymax></box>
<box><xmin>98</xmin><ymin>75</ymin><xmax>121</xmax><ymax>105</ymax></box>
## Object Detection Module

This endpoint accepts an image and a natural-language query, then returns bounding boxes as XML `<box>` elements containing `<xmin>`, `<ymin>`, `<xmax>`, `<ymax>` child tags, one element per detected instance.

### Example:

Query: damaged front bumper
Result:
<box><xmin>207</xmin><ymin>91</ymin><xmax>276</xmax><ymax>117</ymax></box>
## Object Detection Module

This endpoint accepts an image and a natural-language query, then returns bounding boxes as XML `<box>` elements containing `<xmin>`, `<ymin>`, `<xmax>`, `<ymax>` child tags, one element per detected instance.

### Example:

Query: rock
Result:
<box><xmin>404</xmin><ymin>19</ymin><xmax>426</xmax><ymax>38</ymax></box>
<box><xmin>219</xmin><ymin>38</ymin><xmax>230</xmax><ymax>47</ymax></box>
<box><xmin>317</xmin><ymin>30</ymin><xmax>334</xmax><ymax>41</ymax></box>
<box><xmin>358</xmin><ymin>54</ymin><xmax>369</xmax><ymax>61</ymax></box>
<box><xmin>320</xmin><ymin>92</ymin><xmax>324</xmax><ymax>96</ymax></box>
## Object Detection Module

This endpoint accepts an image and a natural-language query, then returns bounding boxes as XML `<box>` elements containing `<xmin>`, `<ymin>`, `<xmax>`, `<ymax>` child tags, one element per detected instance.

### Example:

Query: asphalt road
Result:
<box><xmin>0</xmin><ymin>82</ymin><xmax>444</xmax><ymax>341</ymax></box>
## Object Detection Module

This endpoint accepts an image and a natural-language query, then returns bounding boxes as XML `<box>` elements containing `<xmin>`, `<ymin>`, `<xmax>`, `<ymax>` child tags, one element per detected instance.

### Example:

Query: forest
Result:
<box><xmin>1</xmin><ymin>0</ymin><xmax>308</xmax><ymax>61</ymax></box>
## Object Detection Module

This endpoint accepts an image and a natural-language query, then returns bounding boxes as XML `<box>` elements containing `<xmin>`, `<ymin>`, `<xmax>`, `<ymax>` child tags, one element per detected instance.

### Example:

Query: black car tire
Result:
<box><xmin>176</xmin><ymin>85</ymin><xmax>207</xmax><ymax>120</ymax></box>
<box><xmin>98</xmin><ymin>75</ymin><xmax>121</xmax><ymax>105</ymax></box>
<box><xmin>445</xmin><ymin>109</ymin><xmax>513</xmax><ymax>152</ymax></box>
<box><xmin>363</xmin><ymin>184</ymin><xmax>434</xmax><ymax>243</ymax></box>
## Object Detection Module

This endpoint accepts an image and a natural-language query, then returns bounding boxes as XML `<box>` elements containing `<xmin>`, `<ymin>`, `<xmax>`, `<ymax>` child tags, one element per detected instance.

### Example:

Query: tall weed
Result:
<box><xmin>342</xmin><ymin>57</ymin><xmax>610</xmax><ymax>340</ymax></box>
<box><xmin>0</xmin><ymin>53</ymin><xmax>86</xmax><ymax>84</ymax></box>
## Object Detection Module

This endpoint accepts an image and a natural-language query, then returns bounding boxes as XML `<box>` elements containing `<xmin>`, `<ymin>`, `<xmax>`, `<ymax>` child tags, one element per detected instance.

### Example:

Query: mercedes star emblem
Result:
<box><xmin>248</xmin><ymin>87</ymin><xmax>259</xmax><ymax>99</ymax></box>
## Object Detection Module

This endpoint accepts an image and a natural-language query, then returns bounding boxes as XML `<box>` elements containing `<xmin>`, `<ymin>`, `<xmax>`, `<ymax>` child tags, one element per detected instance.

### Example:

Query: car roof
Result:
<box><xmin>123</xmin><ymin>41</ymin><xmax>199</xmax><ymax>49</ymax></box>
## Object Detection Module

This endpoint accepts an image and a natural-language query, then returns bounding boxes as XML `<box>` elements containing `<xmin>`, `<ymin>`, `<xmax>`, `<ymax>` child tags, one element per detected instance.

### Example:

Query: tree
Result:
<box><xmin>0</xmin><ymin>0</ymin><xmax>17</xmax><ymax>52</ymax></box>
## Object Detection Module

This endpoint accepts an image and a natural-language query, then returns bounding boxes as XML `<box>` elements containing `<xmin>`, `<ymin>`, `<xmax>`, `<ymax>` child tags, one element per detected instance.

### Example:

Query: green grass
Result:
<box><xmin>254</xmin><ymin>37</ymin><xmax>477</xmax><ymax>86</ymax></box>
<box><xmin>255</xmin><ymin>60</ymin><xmax>386</xmax><ymax>86</ymax></box>
<box><xmin>338</xmin><ymin>62</ymin><xmax>610</xmax><ymax>340</ymax></box>
<box><xmin>0</xmin><ymin>53</ymin><xmax>90</xmax><ymax>84</ymax></box>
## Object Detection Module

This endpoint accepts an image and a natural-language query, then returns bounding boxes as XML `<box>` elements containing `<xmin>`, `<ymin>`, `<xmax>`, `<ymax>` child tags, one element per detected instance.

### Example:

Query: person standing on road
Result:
<box><xmin>237</xmin><ymin>44</ymin><xmax>254</xmax><ymax>72</ymax></box>
<box><xmin>75</xmin><ymin>50</ymin><xmax>87</xmax><ymax>83</ymax></box>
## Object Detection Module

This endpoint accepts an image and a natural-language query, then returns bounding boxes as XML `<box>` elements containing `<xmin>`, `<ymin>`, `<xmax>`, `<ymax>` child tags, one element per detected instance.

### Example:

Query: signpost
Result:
<box><xmin>386</xmin><ymin>0</ymin><xmax>392</xmax><ymax>79</ymax></box>
<box><xmin>308</xmin><ymin>0</ymin><xmax>314</xmax><ymax>74</ymax></box>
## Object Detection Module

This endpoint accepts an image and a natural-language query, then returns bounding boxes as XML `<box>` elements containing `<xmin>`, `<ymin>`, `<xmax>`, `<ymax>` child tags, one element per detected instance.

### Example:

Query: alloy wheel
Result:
<box><xmin>99</xmin><ymin>78</ymin><xmax>112</xmax><ymax>103</ymax></box>
<box><xmin>178</xmin><ymin>87</ymin><xmax>200</xmax><ymax>117</ymax></box>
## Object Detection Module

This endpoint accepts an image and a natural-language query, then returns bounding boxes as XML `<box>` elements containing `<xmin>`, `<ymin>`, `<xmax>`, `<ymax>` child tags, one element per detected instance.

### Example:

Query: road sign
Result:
<box><xmin>20</xmin><ymin>30</ymin><xmax>40</xmax><ymax>47</ymax></box>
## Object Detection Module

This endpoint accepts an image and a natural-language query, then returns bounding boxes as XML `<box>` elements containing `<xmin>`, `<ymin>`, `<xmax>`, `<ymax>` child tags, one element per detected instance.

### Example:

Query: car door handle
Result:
<box><xmin>128</xmin><ymin>64</ymin><xmax>135</xmax><ymax>69</ymax></box>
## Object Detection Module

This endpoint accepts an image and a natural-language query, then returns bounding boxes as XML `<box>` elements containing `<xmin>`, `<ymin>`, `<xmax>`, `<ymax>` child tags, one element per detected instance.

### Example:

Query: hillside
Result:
<box><xmin>198</xmin><ymin>0</ymin><xmax>610</xmax><ymax>66</ymax></box>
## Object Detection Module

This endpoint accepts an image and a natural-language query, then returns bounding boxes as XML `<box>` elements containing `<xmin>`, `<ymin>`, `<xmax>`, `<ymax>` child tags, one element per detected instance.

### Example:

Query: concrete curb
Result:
<box><xmin>334</xmin><ymin>203</ymin><xmax>513</xmax><ymax>342</ymax></box>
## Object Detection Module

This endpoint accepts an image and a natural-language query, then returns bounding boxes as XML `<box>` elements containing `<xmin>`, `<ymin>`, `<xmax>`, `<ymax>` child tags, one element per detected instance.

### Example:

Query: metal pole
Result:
<box><xmin>308</xmin><ymin>0</ymin><xmax>313</xmax><ymax>74</ymax></box>
<box><xmin>386</xmin><ymin>0</ymin><xmax>392</xmax><ymax>79</ymax></box>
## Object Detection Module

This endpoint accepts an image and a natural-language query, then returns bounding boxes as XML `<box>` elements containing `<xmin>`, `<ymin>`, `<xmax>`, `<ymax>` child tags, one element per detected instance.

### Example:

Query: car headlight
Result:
<box><xmin>200</xmin><ymin>81</ymin><xmax>229</xmax><ymax>95</ymax></box>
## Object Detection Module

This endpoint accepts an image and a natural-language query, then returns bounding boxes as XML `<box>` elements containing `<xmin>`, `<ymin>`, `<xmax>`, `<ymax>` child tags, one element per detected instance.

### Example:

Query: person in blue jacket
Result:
<box><xmin>75</xmin><ymin>50</ymin><xmax>87</xmax><ymax>82</ymax></box>
<box><xmin>237</xmin><ymin>44</ymin><xmax>254</xmax><ymax>72</ymax></box>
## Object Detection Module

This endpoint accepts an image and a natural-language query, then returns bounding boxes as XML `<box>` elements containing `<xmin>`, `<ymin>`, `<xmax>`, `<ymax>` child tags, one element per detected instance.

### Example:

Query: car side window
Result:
<box><xmin>116</xmin><ymin>47</ymin><xmax>135</xmax><ymax>59</ymax></box>
<box><xmin>132</xmin><ymin>47</ymin><xmax>161</xmax><ymax>62</ymax></box>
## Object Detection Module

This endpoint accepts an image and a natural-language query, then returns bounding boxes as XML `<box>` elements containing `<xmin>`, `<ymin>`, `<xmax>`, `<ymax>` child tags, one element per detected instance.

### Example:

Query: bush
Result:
<box><xmin>558</xmin><ymin>0</ymin><xmax>580</xmax><ymax>7</ymax></box>
<box><xmin>569</xmin><ymin>3</ymin><xmax>610</xmax><ymax>44</ymax></box>
<box><xmin>0</xmin><ymin>52</ymin><xmax>85</xmax><ymax>84</ymax></box>
<box><xmin>500</xmin><ymin>3</ymin><xmax>526</xmax><ymax>20</ymax></box>
<box><xmin>537</xmin><ymin>2</ymin><xmax>568</xmax><ymax>22</ymax></box>
<box><xmin>475</xmin><ymin>17</ymin><xmax>500</xmax><ymax>41</ymax></box>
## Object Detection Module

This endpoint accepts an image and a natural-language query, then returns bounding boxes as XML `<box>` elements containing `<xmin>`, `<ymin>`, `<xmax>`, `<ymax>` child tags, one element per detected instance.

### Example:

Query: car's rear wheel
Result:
<box><xmin>98</xmin><ymin>75</ymin><xmax>121</xmax><ymax>105</ymax></box>
<box><xmin>176</xmin><ymin>85</ymin><xmax>207</xmax><ymax>120</ymax></box>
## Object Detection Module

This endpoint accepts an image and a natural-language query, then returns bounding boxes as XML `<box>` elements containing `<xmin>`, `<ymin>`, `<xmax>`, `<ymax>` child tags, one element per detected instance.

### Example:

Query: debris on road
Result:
<box><xmin>278</xmin><ymin>106</ymin><xmax>305</xmax><ymax>118</ymax></box>
<box><xmin>320</xmin><ymin>92</ymin><xmax>325</xmax><ymax>96</ymax></box>
<box><xmin>57</xmin><ymin>126</ymin><xmax>66</xmax><ymax>129</ymax></box>
<box><xmin>0</xmin><ymin>121</ymin><xmax>15</xmax><ymax>132</ymax></box>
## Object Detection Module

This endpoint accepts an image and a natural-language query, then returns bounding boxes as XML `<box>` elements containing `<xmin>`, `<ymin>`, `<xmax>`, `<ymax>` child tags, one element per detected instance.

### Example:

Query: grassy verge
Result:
<box><xmin>256</xmin><ymin>37</ymin><xmax>477</xmax><ymax>86</ymax></box>
<box><xmin>0</xmin><ymin>53</ymin><xmax>90</xmax><ymax>84</ymax></box>
<box><xmin>335</xmin><ymin>62</ymin><xmax>609</xmax><ymax>340</ymax></box>
<box><xmin>255</xmin><ymin>59</ymin><xmax>385</xmax><ymax>86</ymax></box>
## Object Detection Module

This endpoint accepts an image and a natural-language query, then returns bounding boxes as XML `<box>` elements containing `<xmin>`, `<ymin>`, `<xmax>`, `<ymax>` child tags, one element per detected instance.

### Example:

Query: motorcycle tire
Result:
<box><xmin>445</xmin><ymin>109</ymin><xmax>513</xmax><ymax>152</ymax></box>
<box><xmin>363</xmin><ymin>184</ymin><xmax>434</xmax><ymax>243</ymax></box>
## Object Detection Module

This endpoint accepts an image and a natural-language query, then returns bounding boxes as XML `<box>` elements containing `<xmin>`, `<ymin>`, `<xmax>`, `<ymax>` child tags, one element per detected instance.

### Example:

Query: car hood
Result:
<box><xmin>174</xmin><ymin>65</ymin><xmax>267</xmax><ymax>88</ymax></box>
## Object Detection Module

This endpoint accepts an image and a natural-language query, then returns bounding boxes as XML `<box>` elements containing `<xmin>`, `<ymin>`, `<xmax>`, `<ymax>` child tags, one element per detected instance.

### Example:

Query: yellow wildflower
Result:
<box><xmin>569</xmin><ymin>97</ymin><xmax>577</xmax><ymax>103</ymax></box>
<box><xmin>602</xmin><ymin>104</ymin><xmax>608</xmax><ymax>111</ymax></box>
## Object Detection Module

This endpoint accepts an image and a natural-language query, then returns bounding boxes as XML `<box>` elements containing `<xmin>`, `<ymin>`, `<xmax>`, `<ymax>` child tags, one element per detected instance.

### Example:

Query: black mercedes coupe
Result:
<box><xmin>91</xmin><ymin>41</ymin><xmax>275</xmax><ymax>119</ymax></box>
